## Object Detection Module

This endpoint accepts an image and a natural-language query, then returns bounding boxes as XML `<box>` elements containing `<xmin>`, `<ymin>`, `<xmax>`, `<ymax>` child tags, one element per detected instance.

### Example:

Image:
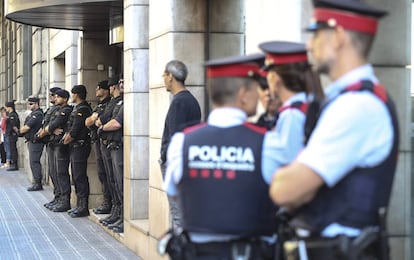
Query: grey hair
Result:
<box><xmin>165</xmin><ymin>60</ymin><xmax>188</xmax><ymax>84</ymax></box>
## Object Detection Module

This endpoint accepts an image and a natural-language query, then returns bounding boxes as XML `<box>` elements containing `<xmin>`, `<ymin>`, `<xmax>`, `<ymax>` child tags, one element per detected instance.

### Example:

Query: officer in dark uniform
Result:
<box><xmin>19</xmin><ymin>97</ymin><xmax>44</xmax><ymax>191</ymax></box>
<box><xmin>270</xmin><ymin>1</ymin><xmax>398</xmax><ymax>259</ymax></box>
<box><xmin>63</xmin><ymin>85</ymin><xmax>92</xmax><ymax>218</ymax></box>
<box><xmin>96</xmin><ymin>75</ymin><xmax>122</xmax><ymax>227</ymax></box>
<box><xmin>39</xmin><ymin>87</ymin><xmax>61</xmax><ymax>208</ymax></box>
<box><xmin>160</xmin><ymin>55</ymin><xmax>277</xmax><ymax>259</ymax></box>
<box><xmin>4</xmin><ymin>100</ymin><xmax>20</xmax><ymax>171</ymax></box>
<box><xmin>98</xmin><ymin>76</ymin><xmax>124</xmax><ymax>233</ymax></box>
<box><xmin>39</xmin><ymin>89</ymin><xmax>73</xmax><ymax>212</ymax></box>
<box><xmin>85</xmin><ymin>80</ymin><xmax>112</xmax><ymax>214</ymax></box>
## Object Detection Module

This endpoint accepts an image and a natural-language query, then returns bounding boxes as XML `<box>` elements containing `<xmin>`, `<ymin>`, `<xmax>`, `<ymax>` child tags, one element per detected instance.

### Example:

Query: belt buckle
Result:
<box><xmin>284</xmin><ymin>240</ymin><xmax>309</xmax><ymax>260</ymax></box>
<box><xmin>231</xmin><ymin>243</ymin><xmax>251</xmax><ymax>260</ymax></box>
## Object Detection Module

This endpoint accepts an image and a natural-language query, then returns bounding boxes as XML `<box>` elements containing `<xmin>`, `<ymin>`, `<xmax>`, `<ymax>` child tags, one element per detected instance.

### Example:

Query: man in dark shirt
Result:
<box><xmin>64</xmin><ymin>85</ymin><xmax>92</xmax><ymax>218</ymax></box>
<box><xmin>19</xmin><ymin>97</ymin><xmax>44</xmax><ymax>191</ymax></box>
<box><xmin>38</xmin><ymin>89</ymin><xmax>73</xmax><ymax>212</ymax></box>
<box><xmin>85</xmin><ymin>80</ymin><xmax>112</xmax><ymax>214</ymax></box>
<box><xmin>159</xmin><ymin>60</ymin><xmax>201</xmax><ymax>230</ymax></box>
<box><xmin>5</xmin><ymin>100</ymin><xmax>20</xmax><ymax>171</ymax></box>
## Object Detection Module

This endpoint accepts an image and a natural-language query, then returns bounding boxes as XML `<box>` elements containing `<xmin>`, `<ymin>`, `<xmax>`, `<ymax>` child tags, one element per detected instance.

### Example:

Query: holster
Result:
<box><xmin>157</xmin><ymin>229</ymin><xmax>195</xmax><ymax>260</ymax></box>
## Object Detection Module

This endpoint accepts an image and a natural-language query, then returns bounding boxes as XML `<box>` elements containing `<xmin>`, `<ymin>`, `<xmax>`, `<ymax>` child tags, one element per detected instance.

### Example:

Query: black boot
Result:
<box><xmin>99</xmin><ymin>204</ymin><xmax>115</xmax><ymax>223</ymax></box>
<box><xmin>67</xmin><ymin>198</ymin><xmax>80</xmax><ymax>214</ymax></box>
<box><xmin>52</xmin><ymin>196</ymin><xmax>71</xmax><ymax>212</ymax></box>
<box><xmin>44</xmin><ymin>196</ymin><xmax>59</xmax><ymax>208</ymax></box>
<box><xmin>7</xmin><ymin>162</ymin><xmax>18</xmax><ymax>171</ymax></box>
<box><xmin>93</xmin><ymin>198</ymin><xmax>112</xmax><ymax>214</ymax></box>
<box><xmin>112</xmin><ymin>222</ymin><xmax>124</xmax><ymax>233</ymax></box>
<box><xmin>102</xmin><ymin>205</ymin><xmax>120</xmax><ymax>226</ymax></box>
<box><xmin>69</xmin><ymin>197</ymin><xmax>89</xmax><ymax>218</ymax></box>
<box><xmin>27</xmin><ymin>183</ymin><xmax>43</xmax><ymax>191</ymax></box>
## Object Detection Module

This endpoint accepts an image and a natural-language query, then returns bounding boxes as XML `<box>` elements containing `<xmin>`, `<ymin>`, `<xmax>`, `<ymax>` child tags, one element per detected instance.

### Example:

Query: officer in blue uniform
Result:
<box><xmin>85</xmin><ymin>80</ymin><xmax>113</xmax><ymax>214</ymax></box>
<box><xmin>64</xmin><ymin>85</ymin><xmax>92</xmax><ymax>218</ymax></box>
<box><xmin>270</xmin><ymin>1</ymin><xmax>398</xmax><ymax>259</ymax></box>
<box><xmin>259</xmin><ymin>41</ymin><xmax>322</xmax><ymax>179</ymax></box>
<box><xmin>19</xmin><ymin>97</ymin><xmax>44</xmax><ymax>191</ymax></box>
<box><xmin>5</xmin><ymin>100</ymin><xmax>20</xmax><ymax>171</ymax></box>
<box><xmin>161</xmin><ymin>54</ymin><xmax>277</xmax><ymax>259</ymax></box>
<box><xmin>39</xmin><ymin>89</ymin><xmax>73</xmax><ymax>212</ymax></box>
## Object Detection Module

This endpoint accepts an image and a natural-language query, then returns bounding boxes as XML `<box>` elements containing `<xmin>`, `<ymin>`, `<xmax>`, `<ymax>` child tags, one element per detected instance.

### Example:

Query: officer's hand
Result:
<box><xmin>95</xmin><ymin>118</ymin><xmax>102</xmax><ymax>127</ymax></box>
<box><xmin>53</xmin><ymin>128</ymin><xmax>63</xmax><ymax>136</ymax></box>
<box><xmin>97</xmin><ymin>125</ymin><xmax>104</xmax><ymax>137</ymax></box>
<box><xmin>13</xmin><ymin>126</ymin><xmax>18</xmax><ymax>133</ymax></box>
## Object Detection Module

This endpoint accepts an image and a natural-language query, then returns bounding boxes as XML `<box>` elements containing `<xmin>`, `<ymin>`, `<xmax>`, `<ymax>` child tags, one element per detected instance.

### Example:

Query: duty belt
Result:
<box><xmin>107</xmin><ymin>141</ymin><xmax>122</xmax><ymax>150</ymax></box>
<box><xmin>100</xmin><ymin>139</ymin><xmax>109</xmax><ymax>146</ymax></box>
<box><xmin>71</xmin><ymin>140</ymin><xmax>88</xmax><ymax>148</ymax></box>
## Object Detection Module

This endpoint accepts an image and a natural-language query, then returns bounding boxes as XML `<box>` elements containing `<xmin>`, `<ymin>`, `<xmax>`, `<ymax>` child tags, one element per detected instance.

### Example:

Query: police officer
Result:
<box><xmin>19</xmin><ymin>97</ymin><xmax>44</xmax><ymax>191</ymax></box>
<box><xmin>270</xmin><ymin>1</ymin><xmax>398</xmax><ymax>259</ymax></box>
<box><xmin>39</xmin><ymin>87</ymin><xmax>62</xmax><ymax>208</ymax></box>
<box><xmin>96</xmin><ymin>75</ymin><xmax>122</xmax><ymax>227</ymax></box>
<box><xmin>63</xmin><ymin>85</ymin><xmax>92</xmax><ymax>218</ymax></box>
<box><xmin>39</xmin><ymin>89</ymin><xmax>73</xmax><ymax>212</ymax></box>
<box><xmin>161</xmin><ymin>54</ymin><xmax>277</xmax><ymax>259</ymax></box>
<box><xmin>259</xmin><ymin>41</ymin><xmax>322</xmax><ymax>179</ymax></box>
<box><xmin>98</xmin><ymin>76</ymin><xmax>124</xmax><ymax>233</ymax></box>
<box><xmin>4</xmin><ymin>100</ymin><xmax>20</xmax><ymax>171</ymax></box>
<box><xmin>85</xmin><ymin>80</ymin><xmax>112</xmax><ymax>214</ymax></box>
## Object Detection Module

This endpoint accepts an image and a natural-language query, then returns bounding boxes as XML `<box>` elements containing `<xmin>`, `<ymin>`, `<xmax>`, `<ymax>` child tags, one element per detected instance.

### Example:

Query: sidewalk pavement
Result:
<box><xmin>0</xmin><ymin>168</ymin><xmax>141</xmax><ymax>260</ymax></box>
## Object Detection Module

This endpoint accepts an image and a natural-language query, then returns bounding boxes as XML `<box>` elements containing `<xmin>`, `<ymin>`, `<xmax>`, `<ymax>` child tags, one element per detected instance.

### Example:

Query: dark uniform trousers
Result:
<box><xmin>28</xmin><ymin>142</ymin><xmax>45</xmax><ymax>183</ymax></box>
<box><xmin>110</xmin><ymin>142</ymin><xmax>123</xmax><ymax>210</ymax></box>
<box><xmin>8</xmin><ymin>134</ymin><xmax>18</xmax><ymax>167</ymax></box>
<box><xmin>54</xmin><ymin>144</ymin><xmax>71</xmax><ymax>197</ymax></box>
<box><xmin>47</xmin><ymin>143</ymin><xmax>59</xmax><ymax>197</ymax></box>
<box><xmin>70</xmin><ymin>143</ymin><xmax>91</xmax><ymax>198</ymax></box>
<box><xmin>100</xmin><ymin>142</ymin><xmax>120</xmax><ymax>206</ymax></box>
<box><xmin>94</xmin><ymin>140</ymin><xmax>111</xmax><ymax>201</ymax></box>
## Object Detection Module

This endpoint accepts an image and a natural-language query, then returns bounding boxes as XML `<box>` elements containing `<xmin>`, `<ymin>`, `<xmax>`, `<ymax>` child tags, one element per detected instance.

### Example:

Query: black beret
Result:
<box><xmin>28</xmin><ymin>97</ymin><xmax>40</xmax><ymax>103</ymax></box>
<box><xmin>108</xmin><ymin>75</ymin><xmax>120</xmax><ymax>86</ymax></box>
<box><xmin>71</xmin><ymin>85</ymin><xmax>87</xmax><ymax>96</ymax></box>
<box><xmin>97</xmin><ymin>80</ymin><xmax>109</xmax><ymax>90</ymax></box>
<box><xmin>5</xmin><ymin>101</ymin><xmax>14</xmax><ymax>108</ymax></box>
<box><xmin>55</xmin><ymin>89</ymin><xmax>70</xmax><ymax>99</ymax></box>
<box><xmin>49</xmin><ymin>87</ymin><xmax>61</xmax><ymax>94</ymax></box>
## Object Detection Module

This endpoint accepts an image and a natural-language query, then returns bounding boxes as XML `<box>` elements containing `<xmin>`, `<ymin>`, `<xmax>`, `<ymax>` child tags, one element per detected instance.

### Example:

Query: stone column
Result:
<box><xmin>365</xmin><ymin>0</ymin><xmax>412</xmax><ymax>259</ymax></box>
<box><xmin>123</xmin><ymin>0</ymin><xmax>150</xmax><ymax>251</ymax></box>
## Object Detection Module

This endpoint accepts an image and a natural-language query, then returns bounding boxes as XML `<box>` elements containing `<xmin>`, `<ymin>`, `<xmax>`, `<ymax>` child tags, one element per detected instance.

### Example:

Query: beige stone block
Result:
<box><xmin>209</xmin><ymin>33</ymin><xmax>244</xmax><ymax>60</ymax></box>
<box><xmin>65</xmin><ymin>46</ymin><xmax>78</xmax><ymax>77</ymax></box>
<box><xmin>87</xmin><ymin>163</ymin><xmax>102</xmax><ymax>195</ymax></box>
<box><xmin>124</xmin><ymin>93</ymin><xmax>149</xmax><ymax>136</ymax></box>
<box><xmin>148</xmin><ymin>187</ymin><xmax>170</xmax><ymax>238</ymax></box>
<box><xmin>210</xmin><ymin>0</ymin><xmax>243</xmax><ymax>33</ymax></box>
<box><xmin>375</xmin><ymin>67</ymin><xmax>411</xmax><ymax>152</ymax></box>
<box><xmin>149</xmin><ymin>88</ymin><xmax>171</xmax><ymax>139</ymax></box>
<box><xmin>365</xmin><ymin>0</ymin><xmax>410</xmax><ymax>66</ymax></box>
<box><xmin>125</xmin><ymin>178</ymin><xmax>149</xmax><ymax>220</ymax></box>
<box><xmin>124</xmin><ymin>49</ymin><xmax>149</xmax><ymax>93</ymax></box>
<box><xmin>387</xmin><ymin>152</ymin><xmax>411</xmax><ymax>236</ymax></box>
<box><xmin>124</xmin><ymin>135</ymin><xmax>149</xmax><ymax>180</ymax></box>
<box><xmin>124</xmin><ymin>222</ymin><xmax>150</xmax><ymax>260</ymax></box>
<box><xmin>171</xmin><ymin>0</ymin><xmax>206</xmax><ymax>32</ymax></box>
<box><xmin>149</xmin><ymin>33</ymin><xmax>205</xmax><ymax>86</ymax></box>
<box><xmin>50</xmin><ymin>31</ymin><xmax>79</xmax><ymax>59</ymax></box>
<box><xmin>389</xmin><ymin>236</ymin><xmax>411</xmax><ymax>260</ymax></box>
<box><xmin>149</xmin><ymin>237</ymin><xmax>169</xmax><ymax>260</ymax></box>
<box><xmin>125</xmin><ymin>5</ymin><xmax>149</xmax><ymax>50</ymax></box>
<box><xmin>149</xmin><ymin>137</ymin><xmax>163</xmax><ymax>190</ymax></box>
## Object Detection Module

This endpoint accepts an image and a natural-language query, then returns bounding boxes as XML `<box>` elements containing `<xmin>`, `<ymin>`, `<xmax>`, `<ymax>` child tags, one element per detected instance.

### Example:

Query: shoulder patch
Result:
<box><xmin>61</xmin><ymin>112</ymin><xmax>66</xmax><ymax>115</ymax></box>
<box><xmin>77</xmin><ymin>112</ymin><xmax>83</xmax><ymax>116</ymax></box>
<box><xmin>117</xmin><ymin>100</ymin><xmax>123</xmax><ymax>105</ymax></box>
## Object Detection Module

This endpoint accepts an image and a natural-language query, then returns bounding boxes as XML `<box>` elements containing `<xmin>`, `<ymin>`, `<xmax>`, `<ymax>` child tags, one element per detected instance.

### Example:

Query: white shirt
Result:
<box><xmin>297</xmin><ymin>64</ymin><xmax>394</xmax><ymax>237</ymax></box>
<box><xmin>262</xmin><ymin>92</ymin><xmax>307</xmax><ymax>183</ymax></box>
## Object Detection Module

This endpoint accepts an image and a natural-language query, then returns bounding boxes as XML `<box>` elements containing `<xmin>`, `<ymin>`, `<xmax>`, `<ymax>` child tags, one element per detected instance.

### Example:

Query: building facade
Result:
<box><xmin>0</xmin><ymin>0</ymin><xmax>412</xmax><ymax>259</ymax></box>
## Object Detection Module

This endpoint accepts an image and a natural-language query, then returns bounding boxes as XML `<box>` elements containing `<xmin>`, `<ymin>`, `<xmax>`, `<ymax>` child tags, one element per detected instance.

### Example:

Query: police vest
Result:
<box><xmin>24</xmin><ymin>108</ymin><xmax>44</xmax><ymax>141</ymax></box>
<box><xmin>89</xmin><ymin>97</ymin><xmax>111</xmax><ymax>142</ymax></box>
<box><xmin>108</xmin><ymin>99</ymin><xmax>123</xmax><ymax>143</ymax></box>
<box><xmin>178</xmin><ymin>123</ymin><xmax>277</xmax><ymax>236</ymax></box>
<box><xmin>49</xmin><ymin>105</ymin><xmax>73</xmax><ymax>143</ymax></box>
<box><xmin>295</xmin><ymin>80</ymin><xmax>399</xmax><ymax>233</ymax></box>
<box><xmin>68</xmin><ymin>102</ymin><xmax>92</xmax><ymax>141</ymax></box>
<box><xmin>100</xmin><ymin>96</ymin><xmax>121</xmax><ymax>140</ymax></box>
<box><xmin>275</xmin><ymin>101</ymin><xmax>308</xmax><ymax>127</ymax></box>
<box><xmin>41</xmin><ymin>105</ymin><xmax>60</xmax><ymax>143</ymax></box>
